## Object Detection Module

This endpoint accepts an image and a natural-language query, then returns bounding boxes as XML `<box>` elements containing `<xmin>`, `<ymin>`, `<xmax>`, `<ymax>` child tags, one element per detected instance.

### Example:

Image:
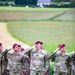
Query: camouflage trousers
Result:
<box><xmin>0</xmin><ymin>63</ymin><xmax>7</xmax><ymax>75</ymax></box>
<box><xmin>9</xmin><ymin>71</ymin><xmax>22</xmax><ymax>75</ymax></box>
<box><xmin>53</xmin><ymin>72</ymin><xmax>69</xmax><ymax>75</ymax></box>
<box><xmin>30</xmin><ymin>70</ymin><xmax>45</xmax><ymax>75</ymax></box>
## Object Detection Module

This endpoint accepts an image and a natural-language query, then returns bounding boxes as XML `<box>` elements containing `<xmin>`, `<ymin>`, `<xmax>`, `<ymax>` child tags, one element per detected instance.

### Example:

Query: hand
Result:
<box><xmin>21</xmin><ymin>71</ymin><xmax>25</xmax><ymax>75</ymax></box>
<box><xmin>54</xmin><ymin>48</ymin><xmax>60</xmax><ymax>53</ymax></box>
<box><xmin>31</xmin><ymin>45</ymin><xmax>36</xmax><ymax>49</ymax></box>
<box><xmin>45</xmin><ymin>71</ymin><xmax>48</xmax><ymax>75</ymax></box>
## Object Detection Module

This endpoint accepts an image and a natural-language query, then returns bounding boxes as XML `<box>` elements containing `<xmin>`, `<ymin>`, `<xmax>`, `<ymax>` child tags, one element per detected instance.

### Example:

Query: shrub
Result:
<box><xmin>4</xmin><ymin>2</ymin><xmax>9</xmax><ymax>6</ymax></box>
<box><xmin>0</xmin><ymin>2</ymin><xmax>4</xmax><ymax>6</ymax></box>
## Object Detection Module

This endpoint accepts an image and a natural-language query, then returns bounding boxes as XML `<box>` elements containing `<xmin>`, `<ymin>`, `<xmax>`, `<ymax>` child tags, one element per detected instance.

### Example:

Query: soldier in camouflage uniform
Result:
<box><xmin>0</xmin><ymin>43</ymin><xmax>7</xmax><ymax>75</ymax></box>
<box><xmin>70</xmin><ymin>52</ymin><xmax>75</xmax><ymax>75</ymax></box>
<box><xmin>21</xmin><ymin>55</ymin><xmax>30</xmax><ymax>75</ymax></box>
<box><xmin>71</xmin><ymin>61</ymin><xmax>75</xmax><ymax>75</ymax></box>
<box><xmin>25</xmin><ymin>41</ymin><xmax>48</xmax><ymax>75</ymax></box>
<box><xmin>7</xmin><ymin>43</ymin><xmax>24</xmax><ymax>75</ymax></box>
<box><xmin>48</xmin><ymin>44</ymin><xmax>75</xmax><ymax>75</ymax></box>
<box><xmin>19</xmin><ymin>47</ymin><xmax>31</xmax><ymax>75</ymax></box>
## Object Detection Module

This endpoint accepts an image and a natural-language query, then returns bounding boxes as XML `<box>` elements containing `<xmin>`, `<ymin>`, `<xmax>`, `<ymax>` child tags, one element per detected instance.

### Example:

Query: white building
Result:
<box><xmin>37</xmin><ymin>0</ymin><xmax>51</xmax><ymax>5</ymax></box>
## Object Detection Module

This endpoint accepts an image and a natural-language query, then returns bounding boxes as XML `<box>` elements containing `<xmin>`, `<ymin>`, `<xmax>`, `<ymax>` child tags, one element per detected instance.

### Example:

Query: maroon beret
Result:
<box><xmin>58</xmin><ymin>44</ymin><xmax>65</xmax><ymax>49</ymax></box>
<box><xmin>58</xmin><ymin>44</ymin><xmax>62</xmax><ymax>48</ymax></box>
<box><xmin>21</xmin><ymin>48</ymin><xmax>24</xmax><ymax>51</ymax></box>
<box><xmin>35</xmin><ymin>41</ymin><xmax>40</xmax><ymax>45</ymax></box>
<box><xmin>18</xmin><ymin>45</ymin><xmax>21</xmax><ymax>47</ymax></box>
<box><xmin>40</xmin><ymin>42</ymin><xmax>43</xmax><ymax>45</ymax></box>
<box><xmin>12</xmin><ymin>43</ymin><xmax>17</xmax><ymax>49</ymax></box>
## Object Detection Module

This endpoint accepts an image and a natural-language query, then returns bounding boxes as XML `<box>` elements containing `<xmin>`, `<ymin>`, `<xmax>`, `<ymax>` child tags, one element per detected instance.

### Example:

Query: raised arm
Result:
<box><xmin>47</xmin><ymin>48</ymin><xmax>60</xmax><ymax>59</ymax></box>
<box><xmin>23</xmin><ymin>45</ymin><xmax>35</xmax><ymax>54</ymax></box>
<box><xmin>69</xmin><ymin>50</ymin><xmax>75</xmax><ymax>58</ymax></box>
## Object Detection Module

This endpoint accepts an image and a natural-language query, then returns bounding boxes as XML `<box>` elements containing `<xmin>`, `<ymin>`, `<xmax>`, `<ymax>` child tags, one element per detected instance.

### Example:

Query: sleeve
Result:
<box><xmin>7</xmin><ymin>53</ymin><xmax>13</xmax><ymax>70</ymax></box>
<box><xmin>44</xmin><ymin>54</ymin><xmax>50</xmax><ymax>73</ymax></box>
<box><xmin>69</xmin><ymin>51</ymin><xmax>75</xmax><ymax>58</ymax></box>
<box><xmin>48</xmin><ymin>52</ymin><xmax>56</xmax><ymax>61</ymax></box>
<box><xmin>23</xmin><ymin>46</ymin><xmax>35</xmax><ymax>54</ymax></box>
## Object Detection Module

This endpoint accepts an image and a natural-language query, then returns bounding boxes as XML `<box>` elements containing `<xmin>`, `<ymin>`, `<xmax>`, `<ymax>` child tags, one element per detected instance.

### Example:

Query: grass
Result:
<box><xmin>54</xmin><ymin>8</ymin><xmax>75</xmax><ymax>21</ymax></box>
<box><xmin>0</xmin><ymin>6</ymin><xmax>72</xmax><ymax>21</ymax></box>
<box><xmin>0</xmin><ymin>6</ymin><xmax>71</xmax><ymax>11</ymax></box>
<box><xmin>7</xmin><ymin>21</ymin><xmax>75</xmax><ymax>53</ymax></box>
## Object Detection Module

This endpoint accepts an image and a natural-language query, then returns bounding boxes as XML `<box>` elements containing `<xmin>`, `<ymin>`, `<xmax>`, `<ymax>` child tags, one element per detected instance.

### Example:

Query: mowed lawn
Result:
<box><xmin>7</xmin><ymin>21</ymin><xmax>75</xmax><ymax>52</ymax></box>
<box><xmin>0</xmin><ymin>7</ymin><xmax>71</xmax><ymax>21</ymax></box>
<box><xmin>54</xmin><ymin>8</ymin><xmax>75</xmax><ymax>21</ymax></box>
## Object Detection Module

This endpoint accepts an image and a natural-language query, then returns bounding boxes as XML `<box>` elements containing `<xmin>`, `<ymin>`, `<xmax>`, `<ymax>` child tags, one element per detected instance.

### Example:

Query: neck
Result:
<box><xmin>14</xmin><ymin>51</ymin><xmax>18</xmax><ymax>54</ymax></box>
<box><xmin>36</xmin><ymin>48</ymin><xmax>40</xmax><ymax>51</ymax></box>
<box><xmin>61</xmin><ymin>51</ymin><xmax>65</xmax><ymax>54</ymax></box>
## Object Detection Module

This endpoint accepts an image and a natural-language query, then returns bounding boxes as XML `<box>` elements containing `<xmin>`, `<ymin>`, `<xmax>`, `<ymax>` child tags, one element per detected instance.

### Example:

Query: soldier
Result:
<box><xmin>20</xmin><ymin>47</ymin><xmax>31</xmax><ymax>75</ymax></box>
<box><xmin>7</xmin><ymin>43</ymin><xmax>24</xmax><ymax>75</ymax></box>
<box><xmin>24</xmin><ymin>41</ymin><xmax>48</xmax><ymax>75</ymax></box>
<box><xmin>71</xmin><ymin>61</ymin><xmax>75</xmax><ymax>75</ymax></box>
<box><xmin>40</xmin><ymin>42</ymin><xmax>50</xmax><ymax>75</ymax></box>
<box><xmin>48</xmin><ymin>44</ymin><xmax>75</xmax><ymax>75</ymax></box>
<box><xmin>70</xmin><ymin>52</ymin><xmax>75</xmax><ymax>75</ymax></box>
<box><xmin>0</xmin><ymin>43</ymin><xmax>7</xmax><ymax>75</ymax></box>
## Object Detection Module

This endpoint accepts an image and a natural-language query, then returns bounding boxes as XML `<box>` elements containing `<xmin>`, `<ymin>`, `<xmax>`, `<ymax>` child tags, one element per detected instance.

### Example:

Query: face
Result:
<box><xmin>13</xmin><ymin>45</ymin><xmax>19</xmax><ymax>52</ymax></box>
<box><xmin>0</xmin><ymin>45</ymin><xmax>3</xmax><ymax>51</ymax></box>
<box><xmin>18</xmin><ymin>46</ymin><xmax>21</xmax><ymax>52</ymax></box>
<box><xmin>36</xmin><ymin>43</ymin><xmax>41</xmax><ymax>50</ymax></box>
<box><xmin>57</xmin><ymin>46</ymin><xmax>65</xmax><ymax>54</ymax></box>
<box><xmin>40</xmin><ymin>44</ymin><xmax>43</xmax><ymax>49</ymax></box>
<box><xmin>61</xmin><ymin>47</ymin><xmax>65</xmax><ymax>53</ymax></box>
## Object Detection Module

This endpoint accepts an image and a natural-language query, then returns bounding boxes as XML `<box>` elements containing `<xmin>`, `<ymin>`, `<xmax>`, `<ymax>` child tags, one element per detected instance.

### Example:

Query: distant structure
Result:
<box><xmin>37</xmin><ymin>0</ymin><xmax>51</xmax><ymax>8</ymax></box>
<box><xmin>37</xmin><ymin>0</ymin><xmax>51</xmax><ymax>5</ymax></box>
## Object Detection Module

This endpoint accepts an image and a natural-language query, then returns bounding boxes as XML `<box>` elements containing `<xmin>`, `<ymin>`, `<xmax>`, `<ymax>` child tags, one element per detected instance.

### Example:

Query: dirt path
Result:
<box><xmin>0</xmin><ymin>22</ymin><xmax>30</xmax><ymax>52</ymax></box>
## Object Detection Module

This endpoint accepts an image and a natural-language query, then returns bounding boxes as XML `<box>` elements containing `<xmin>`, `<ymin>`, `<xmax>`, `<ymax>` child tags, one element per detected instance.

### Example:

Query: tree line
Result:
<box><xmin>0</xmin><ymin>0</ymin><xmax>75</xmax><ymax>7</ymax></box>
<box><xmin>0</xmin><ymin>0</ymin><xmax>37</xmax><ymax>5</ymax></box>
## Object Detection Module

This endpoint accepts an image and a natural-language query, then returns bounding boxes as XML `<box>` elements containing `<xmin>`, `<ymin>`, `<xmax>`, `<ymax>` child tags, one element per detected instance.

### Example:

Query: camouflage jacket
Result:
<box><xmin>30</xmin><ymin>48</ymin><xmax>48</xmax><ymax>71</ymax></box>
<box><xmin>7</xmin><ymin>52</ymin><xmax>24</xmax><ymax>73</ymax></box>
<box><xmin>50</xmin><ymin>51</ymin><xmax>75</xmax><ymax>73</ymax></box>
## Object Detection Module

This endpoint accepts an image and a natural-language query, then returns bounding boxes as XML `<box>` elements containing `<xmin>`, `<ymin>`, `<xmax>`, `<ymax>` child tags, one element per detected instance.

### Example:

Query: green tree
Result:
<box><xmin>52</xmin><ymin>0</ymin><xmax>61</xmax><ymax>3</ymax></box>
<box><xmin>30</xmin><ymin>0</ymin><xmax>37</xmax><ymax>5</ymax></box>
<box><xmin>15</xmin><ymin>0</ymin><xmax>37</xmax><ymax>5</ymax></box>
<box><xmin>70</xmin><ymin>0</ymin><xmax>75</xmax><ymax>6</ymax></box>
<box><xmin>15</xmin><ymin>0</ymin><xmax>27</xmax><ymax>5</ymax></box>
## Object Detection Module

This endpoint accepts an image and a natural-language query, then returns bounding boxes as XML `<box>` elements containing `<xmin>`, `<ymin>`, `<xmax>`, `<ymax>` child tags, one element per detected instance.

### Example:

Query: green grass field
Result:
<box><xmin>54</xmin><ymin>8</ymin><xmax>75</xmax><ymax>21</ymax></box>
<box><xmin>7</xmin><ymin>21</ymin><xmax>75</xmax><ymax>52</ymax></box>
<box><xmin>0</xmin><ymin>6</ymin><xmax>71</xmax><ymax>21</ymax></box>
<box><xmin>0</xmin><ymin>7</ymin><xmax>75</xmax><ymax>75</ymax></box>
